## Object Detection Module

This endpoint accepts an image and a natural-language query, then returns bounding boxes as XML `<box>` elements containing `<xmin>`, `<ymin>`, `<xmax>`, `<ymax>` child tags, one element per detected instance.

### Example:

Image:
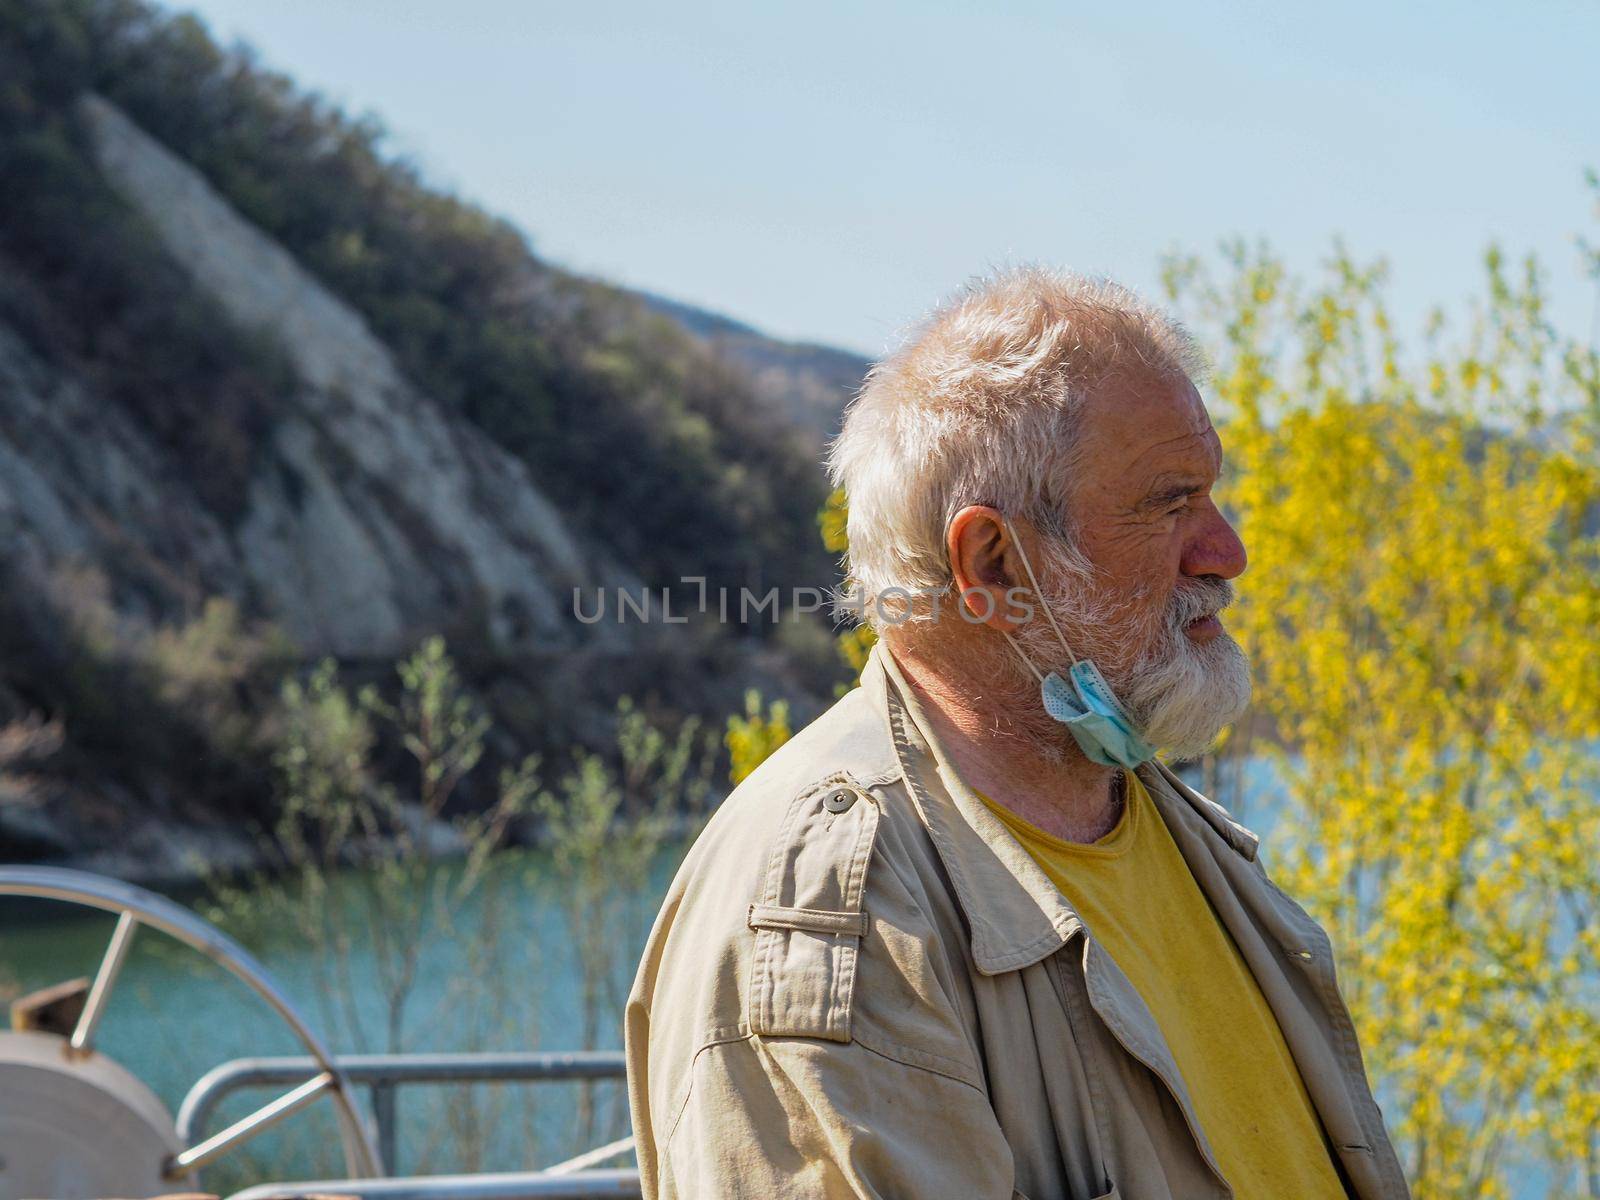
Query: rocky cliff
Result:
<box><xmin>6</xmin><ymin>95</ymin><xmax>635</xmax><ymax>663</ymax></box>
<box><xmin>0</xmin><ymin>61</ymin><xmax>855</xmax><ymax>877</ymax></box>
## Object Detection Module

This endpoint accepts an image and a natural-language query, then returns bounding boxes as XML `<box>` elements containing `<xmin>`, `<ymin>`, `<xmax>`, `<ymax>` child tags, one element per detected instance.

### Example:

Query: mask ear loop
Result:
<box><xmin>999</xmin><ymin>514</ymin><xmax>1080</xmax><ymax>668</ymax></box>
<box><xmin>1003</xmin><ymin>631</ymin><xmax>1048</xmax><ymax>686</ymax></box>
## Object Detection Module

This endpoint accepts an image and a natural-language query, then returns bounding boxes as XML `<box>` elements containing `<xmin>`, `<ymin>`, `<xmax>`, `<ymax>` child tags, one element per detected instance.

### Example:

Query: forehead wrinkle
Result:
<box><xmin>1122</xmin><ymin>425</ymin><xmax>1221</xmax><ymax>479</ymax></box>
<box><xmin>1145</xmin><ymin>469</ymin><xmax>1212</xmax><ymax>495</ymax></box>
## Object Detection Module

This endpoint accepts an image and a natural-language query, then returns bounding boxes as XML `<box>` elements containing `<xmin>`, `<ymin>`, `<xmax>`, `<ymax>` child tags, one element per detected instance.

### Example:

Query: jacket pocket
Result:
<box><xmin>746</xmin><ymin>779</ymin><xmax>880</xmax><ymax>1042</ymax></box>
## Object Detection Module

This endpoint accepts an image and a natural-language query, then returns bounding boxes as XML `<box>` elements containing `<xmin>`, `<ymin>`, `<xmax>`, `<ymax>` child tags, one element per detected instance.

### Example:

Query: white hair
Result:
<box><xmin>829</xmin><ymin>267</ymin><xmax>1204</xmax><ymax>627</ymax></box>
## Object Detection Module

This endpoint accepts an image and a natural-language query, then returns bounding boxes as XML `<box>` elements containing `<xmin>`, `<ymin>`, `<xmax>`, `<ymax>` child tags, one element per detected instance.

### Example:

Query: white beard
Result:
<box><xmin>1018</xmin><ymin>537</ymin><xmax>1253</xmax><ymax>761</ymax></box>
<box><xmin>1119</xmin><ymin>603</ymin><xmax>1252</xmax><ymax>761</ymax></box>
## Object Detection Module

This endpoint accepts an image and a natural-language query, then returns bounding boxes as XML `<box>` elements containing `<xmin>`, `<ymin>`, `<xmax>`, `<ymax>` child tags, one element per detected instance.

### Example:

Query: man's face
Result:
<box><xmin>1026</xmin><ymin>370</ymin><xmax>1252</xmax><ymax>757</ymax></box>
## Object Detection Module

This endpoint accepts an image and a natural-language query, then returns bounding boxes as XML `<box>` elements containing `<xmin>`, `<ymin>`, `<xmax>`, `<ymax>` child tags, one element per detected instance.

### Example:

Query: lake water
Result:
<box><xmin>0</xmin><ymin>843</ymin><xmax>683</xmax><ymax>1192</ymax></box>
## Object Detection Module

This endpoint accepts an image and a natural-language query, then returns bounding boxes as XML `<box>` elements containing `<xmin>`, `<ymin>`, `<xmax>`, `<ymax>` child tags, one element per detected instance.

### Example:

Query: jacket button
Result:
<box><xmin>823</xmin><ymin>788</ymin><xmax>857</xmax><ymax>813</ymax></box>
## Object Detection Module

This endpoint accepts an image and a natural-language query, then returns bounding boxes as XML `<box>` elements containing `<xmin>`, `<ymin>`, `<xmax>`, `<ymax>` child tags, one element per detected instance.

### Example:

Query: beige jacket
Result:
<box><xmin>626</xmin><ymin>645</ymin><xmax>1410</xmax><ymax>1199</ymax></box>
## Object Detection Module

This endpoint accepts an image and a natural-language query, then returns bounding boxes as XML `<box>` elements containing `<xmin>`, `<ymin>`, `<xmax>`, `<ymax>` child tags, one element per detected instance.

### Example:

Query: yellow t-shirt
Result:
<box><xmin>979</xmin><ymin>774</ymin><xmax>1346</xmax><ymax>1200</ymax></box>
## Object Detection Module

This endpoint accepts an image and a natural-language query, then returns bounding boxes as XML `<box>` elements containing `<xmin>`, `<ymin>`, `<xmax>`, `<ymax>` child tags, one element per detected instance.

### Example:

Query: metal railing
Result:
<box><xmin>0</xmin><ymin>866</ymin><xmax>381</xmax><ymax>1178</ymax></box>
<box><xmin>180</xmin><ymin>1051</ymin><xmax>638</xmax><ymax>1200</ymax></box>
<box><xmin>224</xmin><ymin>1169</ymin><xmax>641</xmax><ymax>1199</ymax></box>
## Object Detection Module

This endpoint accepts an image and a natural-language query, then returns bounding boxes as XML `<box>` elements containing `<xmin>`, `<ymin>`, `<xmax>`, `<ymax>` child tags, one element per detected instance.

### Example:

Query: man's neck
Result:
<box><xmin>889</xmin><ymin>636</ymin><xmax>1124</xmax><ymax>844</ymax></box>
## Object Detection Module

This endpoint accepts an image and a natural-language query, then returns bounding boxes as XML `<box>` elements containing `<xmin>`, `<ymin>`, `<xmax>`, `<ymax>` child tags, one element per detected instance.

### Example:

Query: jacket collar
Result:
<box><xmin>865</xmin><ymin>642</ymin><xmax>1257</xmax><ymax>976</ymax></box>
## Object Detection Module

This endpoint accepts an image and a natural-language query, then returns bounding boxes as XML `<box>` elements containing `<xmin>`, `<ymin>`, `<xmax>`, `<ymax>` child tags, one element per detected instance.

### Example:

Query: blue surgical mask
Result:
<box><xmin>999</xmin><ymin>516</ymin><xmax>1157</xmax><ymax>770</ymax></box>
<box><xmin>1040</xmin><ymin>660</ymin><xmax>1158</xmax><ymax>769</ymax></box>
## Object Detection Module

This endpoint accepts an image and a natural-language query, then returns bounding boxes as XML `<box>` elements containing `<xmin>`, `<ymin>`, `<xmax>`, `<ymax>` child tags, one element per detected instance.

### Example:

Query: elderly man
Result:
<box><xmin>625</xmin><ymin>270</ymin><xmax>1409</xmax><ymax>1199</ymax></box>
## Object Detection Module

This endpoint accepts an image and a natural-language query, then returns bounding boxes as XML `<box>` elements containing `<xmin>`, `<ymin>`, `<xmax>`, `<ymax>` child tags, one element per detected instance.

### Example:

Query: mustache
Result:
<box><xmin>1165</xmin><ymin>577</ymin><xmax>1236</xmax><ymax>629</ymax></box>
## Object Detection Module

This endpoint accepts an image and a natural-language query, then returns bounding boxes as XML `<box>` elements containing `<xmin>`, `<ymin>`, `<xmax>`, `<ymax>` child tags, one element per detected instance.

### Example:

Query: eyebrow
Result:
<box><xmin>1141</xmin><ymin>462</ymin><xmax>1227</xmax><ymax>507</ymax></box>
<box><xmin>1144</xmin><ymin>474</ymin><xmax>1209</xmax><ymax>500</ymax></box>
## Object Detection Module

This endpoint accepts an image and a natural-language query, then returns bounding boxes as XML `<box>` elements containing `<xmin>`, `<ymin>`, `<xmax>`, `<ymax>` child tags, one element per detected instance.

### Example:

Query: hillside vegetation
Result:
<box><xmin>0</xmin><ymin>0</ymin><xmax>853</xmax><ymax>871</ymax></box>
<box><xmin>0</xmin><ymin>0</ymin><xmax>833</xmax><ymax>590</ymax></box>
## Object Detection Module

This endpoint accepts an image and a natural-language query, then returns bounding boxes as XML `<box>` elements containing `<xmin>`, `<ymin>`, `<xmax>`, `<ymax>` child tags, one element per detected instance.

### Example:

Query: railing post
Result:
<box><xmin>371</xmin><ymin>1080</ymin><xmax>398</xmax><ymax>1175</ymax></box>
<box><xmin>69</xmin><ymin>910</ymin><xmax>138</xmax><ymax>1057</ymax></box>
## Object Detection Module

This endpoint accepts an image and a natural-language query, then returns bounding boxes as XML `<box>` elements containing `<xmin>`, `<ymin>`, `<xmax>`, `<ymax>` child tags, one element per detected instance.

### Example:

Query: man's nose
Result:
<box><xmin>1182</xmin><ymin>499</ymin><xmax>1247</xmax><ymax>580</ymax></box>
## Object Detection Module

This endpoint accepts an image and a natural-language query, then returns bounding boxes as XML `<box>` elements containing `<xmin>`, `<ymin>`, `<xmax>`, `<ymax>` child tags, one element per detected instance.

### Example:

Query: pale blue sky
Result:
<box><xmin>177</xmin><ymin>0</ymin><xmax>1598</xmax><ymax>358</ymax></box>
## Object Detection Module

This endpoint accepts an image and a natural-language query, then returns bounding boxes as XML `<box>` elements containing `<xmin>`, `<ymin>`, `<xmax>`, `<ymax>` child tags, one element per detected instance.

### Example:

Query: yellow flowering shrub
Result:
<box><xmin>725</xmin><ymin>689</ymin><xmax>793</xmax><ymax>785</ymax></box>
<box><xmin>820</xmin><ymin>486</ymin><xmax>878</xmax><ymax>672</ymax></box>
<box><xmin>1164</xmin><ymin>235</ymin><xmax>1600</xmax><ymax>1197</ymax></box>
<box><xmin>805</xmin><ymin>216</ymin><xmax>1600</xmax><ymax>1194</ymax></box>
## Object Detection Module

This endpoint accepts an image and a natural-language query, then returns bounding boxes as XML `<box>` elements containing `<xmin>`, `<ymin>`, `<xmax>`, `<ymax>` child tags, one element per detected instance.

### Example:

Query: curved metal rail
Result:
<box><xmin>0</xmin><ymin>865</ymin><xmax>383</xmax><ymax>1179</ymax></box>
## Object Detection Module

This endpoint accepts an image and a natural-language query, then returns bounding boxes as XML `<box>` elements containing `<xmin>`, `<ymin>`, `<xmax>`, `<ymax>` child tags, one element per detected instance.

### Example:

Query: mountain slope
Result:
<box><xmin>0</xmin><ymin>0</ymin><xmax>858</xmax><ymax>874</ymax></box>
<box><xmin>641</xmin><ymin>293</ymin><xmax>869</xmax><ymax>449</ymax></box>
<box><xmin>2</xmin><ymin>0</ymin><xmax>837</xmax><ymax>595</ymax></box>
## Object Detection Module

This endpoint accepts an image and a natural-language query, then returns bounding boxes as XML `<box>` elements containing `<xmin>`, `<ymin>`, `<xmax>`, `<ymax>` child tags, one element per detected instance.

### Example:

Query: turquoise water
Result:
<box><xmin>0</xmin><ymin>845</ymin><xmax>681</xmax><ymax>1191</ymax></box>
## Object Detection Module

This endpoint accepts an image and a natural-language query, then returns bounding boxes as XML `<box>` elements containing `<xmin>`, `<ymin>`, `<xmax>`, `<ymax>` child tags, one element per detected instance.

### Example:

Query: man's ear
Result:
<box><xmin>946</xmin><ymin>505</ymin><xmax>1024</xmax><ymax>631</ymax></box>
